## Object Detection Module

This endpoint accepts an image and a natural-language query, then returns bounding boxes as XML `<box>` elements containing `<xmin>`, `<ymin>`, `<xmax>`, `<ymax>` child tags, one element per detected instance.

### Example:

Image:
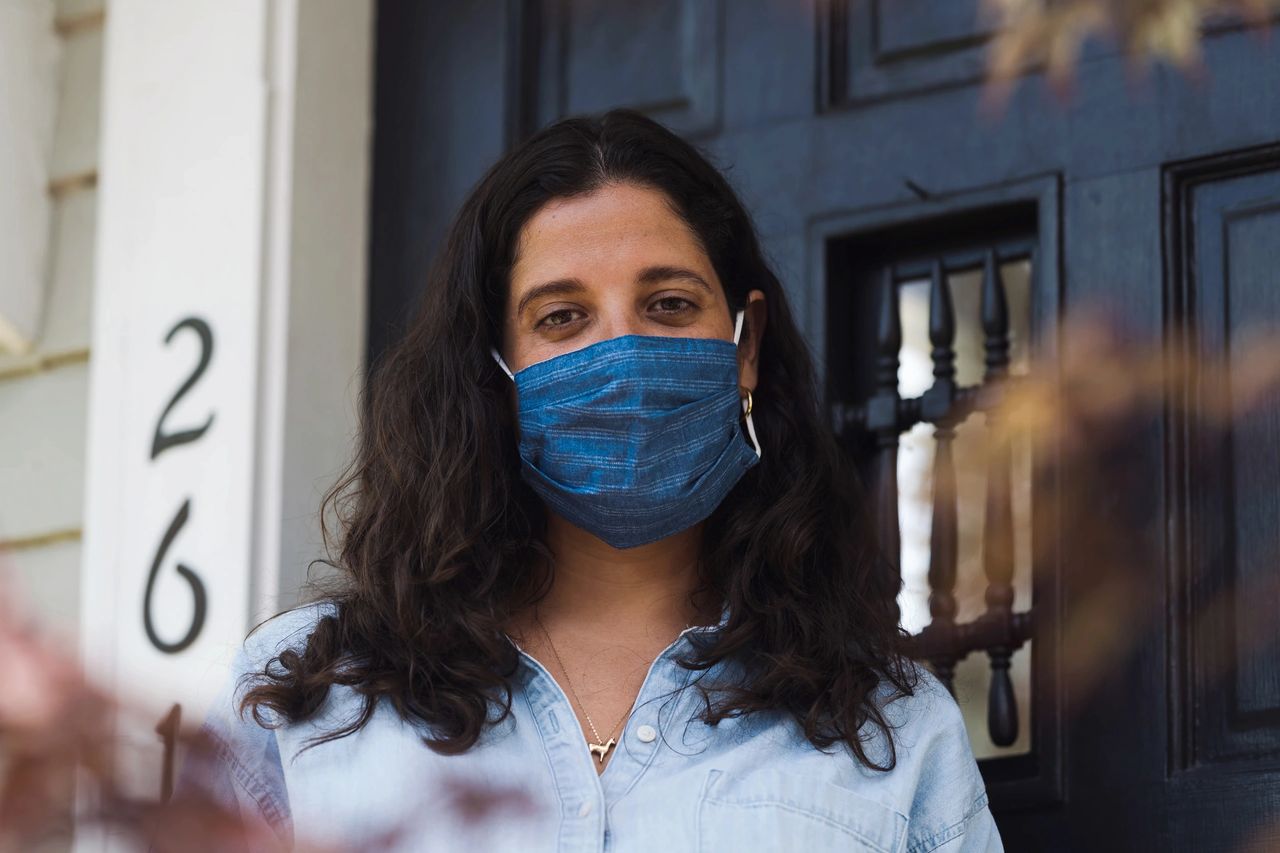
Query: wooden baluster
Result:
<box><xmin>925</xmin><ymin>261</ymin><xmax>960</xmax><ymax>694</ymax></box>
<box><xmin>981</xmin><ymin>250</ymin><xmax>1019</xmax><ymax>746</ymax></box>
<box><xmin>871</xmin><ymin>267</ymin><xmax>903</xmax><ymax>571</ymax></box>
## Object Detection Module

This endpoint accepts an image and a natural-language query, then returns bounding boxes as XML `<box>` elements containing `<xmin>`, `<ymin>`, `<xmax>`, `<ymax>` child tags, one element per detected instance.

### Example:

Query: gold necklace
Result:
<box><xmin>533</xmin><ymin>611</ymin><xmax>630</xmax><ymax>764</ymax></box>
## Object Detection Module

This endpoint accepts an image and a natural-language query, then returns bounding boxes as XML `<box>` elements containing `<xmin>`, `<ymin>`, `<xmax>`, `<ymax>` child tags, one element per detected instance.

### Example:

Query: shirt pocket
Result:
<box><xmin>695</xmin><ymin>768</ymin><xmax>908</xmax><ymax>853</ymax></box>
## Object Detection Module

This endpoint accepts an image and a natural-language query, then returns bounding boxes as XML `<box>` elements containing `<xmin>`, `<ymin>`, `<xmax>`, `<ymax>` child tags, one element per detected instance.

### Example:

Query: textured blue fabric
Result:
<box><xmin>178</xmin><ymin>602</ymin><xmax>1004</xmax><ymax>852</ymax></box>
<box><xmin>499</xmin><ymin>332</ymin><xmax>760</xmax><ymax>548</ymax></box>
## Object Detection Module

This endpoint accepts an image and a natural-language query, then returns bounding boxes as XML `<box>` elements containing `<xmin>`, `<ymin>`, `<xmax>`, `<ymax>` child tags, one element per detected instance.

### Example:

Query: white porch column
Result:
<box><xmin>78</xmin><ymin>0</ymin><xmax>371</xmax><ymax>839</ymax></box>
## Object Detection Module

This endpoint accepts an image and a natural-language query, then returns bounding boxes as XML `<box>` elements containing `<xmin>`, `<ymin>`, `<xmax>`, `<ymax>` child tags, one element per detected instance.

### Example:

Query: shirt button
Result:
<box><xmin>578</xmin><ymin>801</ymin><xmax>593</xmax><ymax>817</ymax></box>
<box><xmin>635</xmin><ymin>724</ymin><xmax>657</xmax><ymax>743</ymax></box>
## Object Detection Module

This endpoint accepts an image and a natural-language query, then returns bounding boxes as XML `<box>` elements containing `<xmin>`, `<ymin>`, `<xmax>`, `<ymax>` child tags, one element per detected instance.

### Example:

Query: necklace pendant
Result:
<box><xmin>588</xmin><ymin>738</ymin><xmax>616</xmax><ymax>763</ymax></box>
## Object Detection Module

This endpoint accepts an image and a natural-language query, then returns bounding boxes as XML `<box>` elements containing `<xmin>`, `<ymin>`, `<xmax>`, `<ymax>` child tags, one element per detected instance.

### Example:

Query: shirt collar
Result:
<box><xmin>507</xmin><ymin>600</ymin><xmax>729</xmax><ymax>663</ymax></box>
<box><xmin>678</xmin><ymin>600</ymin><xmax>731</xmax><ymax>639</ymax></box>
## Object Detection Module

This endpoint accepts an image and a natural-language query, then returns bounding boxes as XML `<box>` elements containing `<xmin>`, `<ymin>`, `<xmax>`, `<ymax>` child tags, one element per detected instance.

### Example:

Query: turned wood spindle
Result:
<box><xmin>872</xmin><ymin>266</ymin><xmax>903</xmax><ymax>571</ymax></box>
<box><xmin>980</xmin><ymin>250</ymin><xmax>1019</xmax><ymax>747</ymax></box>
<box><xmin>925</xmin><ymin>260</ymin><xmax>961</xmax><ymax>693</ymax></box>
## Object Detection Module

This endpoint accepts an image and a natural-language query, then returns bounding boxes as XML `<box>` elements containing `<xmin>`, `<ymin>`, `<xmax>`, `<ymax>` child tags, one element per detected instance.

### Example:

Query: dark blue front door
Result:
<box><xmin>368</xmin><ymin>4</ymin><xmax>1280</xmax><ymax>849</ymax></box>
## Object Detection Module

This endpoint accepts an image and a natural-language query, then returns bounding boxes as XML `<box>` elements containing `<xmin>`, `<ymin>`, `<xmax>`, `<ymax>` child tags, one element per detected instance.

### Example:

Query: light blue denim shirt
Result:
<box><xmin>181</xmin><ymin>601</ymin><xmax>1002</xmax><ymax>852</ymax></box>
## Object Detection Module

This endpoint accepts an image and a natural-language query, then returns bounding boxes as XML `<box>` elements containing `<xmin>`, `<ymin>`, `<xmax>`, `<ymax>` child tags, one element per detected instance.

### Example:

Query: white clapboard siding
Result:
<box><xmin>0</xmin><ymin>0</ymin><xmax>102</xmax><ymax>669</ymax></box>
<box><xmin>50</xmin><ymin>24</ymin><xmax>103</xmax><ymax>180</ymax></box>
<box><xmin>6</xmin><ymin>536</ymin><xmax>82</xmax><ymax>639</ymax></box>
<box><xmin>56</xmin><ymin>0</ymin><xmax>102</xmax><ymax>18</ymax></box>
<box><xmin>0</xmin><ymin>360</ymin><xmax>90</xmax><ymax>537</ymax></box>
<box><xmin>0</xmin><ymin>0</ymin><xmax>60</xmax><ymax>354</ymax></box>
<box><xmin>0</xmin><ymin>186</ymin><xmax>96</xmax><ymax>375</ymax></box>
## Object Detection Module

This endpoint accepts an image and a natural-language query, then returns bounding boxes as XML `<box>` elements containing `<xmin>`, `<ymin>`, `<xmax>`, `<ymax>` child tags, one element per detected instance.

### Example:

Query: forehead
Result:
<box><xmin>510</xmin><ymin>182</ymin><xmax>710</xmax><ymax>281</ymax></box>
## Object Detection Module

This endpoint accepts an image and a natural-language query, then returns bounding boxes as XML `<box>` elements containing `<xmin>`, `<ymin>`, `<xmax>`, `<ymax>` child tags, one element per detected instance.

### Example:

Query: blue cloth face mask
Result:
<box><xmin>491</xmin><ymin>310</ymin><xmax>762</xmax><ymax>549</ymax></box>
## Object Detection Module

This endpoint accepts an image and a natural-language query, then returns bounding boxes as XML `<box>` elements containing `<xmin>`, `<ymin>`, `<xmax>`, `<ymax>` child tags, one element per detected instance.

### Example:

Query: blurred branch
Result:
<box><xmin>0</xmin><ymin>573</ymin><xmax>539</xmax><ymax>851</ymax></box>
<box><xmin>983</xmin><ymin>0</ymin><xmax>1280</xmax><ymax>102</ymax></box>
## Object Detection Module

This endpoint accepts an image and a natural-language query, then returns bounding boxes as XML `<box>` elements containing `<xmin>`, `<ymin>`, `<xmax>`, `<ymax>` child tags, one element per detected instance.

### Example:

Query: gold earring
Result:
<box><xmin>741</xmin><ymin>388</ymin><xmax>753</xmax><ymax>417</ymax></box>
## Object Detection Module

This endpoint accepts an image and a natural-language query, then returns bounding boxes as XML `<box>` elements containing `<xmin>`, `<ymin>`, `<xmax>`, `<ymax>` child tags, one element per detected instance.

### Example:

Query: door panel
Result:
<box><xmin>824</xmin><ymin>0</ymin><xmax>993</xmax><ymax>103</ymax></box>
<box><xmin>1168</xmin><ymin>149</ymin><xmax>1280</xmax><ymax>774</ymax></box>
<box><xmin>534</xmin><ymin>0</ymin><xmax>723</xmax><ymax>136</ymax></box>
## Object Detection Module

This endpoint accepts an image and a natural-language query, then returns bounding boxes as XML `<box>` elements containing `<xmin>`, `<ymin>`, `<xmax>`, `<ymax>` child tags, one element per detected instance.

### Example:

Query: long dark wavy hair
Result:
<box><xmin>241</xmin><ymin>108</ymin><xmax>917</xmax><ymax>771</ymax></box>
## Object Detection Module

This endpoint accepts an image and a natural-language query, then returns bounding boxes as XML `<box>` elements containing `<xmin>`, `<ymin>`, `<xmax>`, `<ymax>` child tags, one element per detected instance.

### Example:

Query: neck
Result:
<box><xmin>523</xmin><ymin>513</ymin><xmax>715</xmax><ymax>641</ymax></box>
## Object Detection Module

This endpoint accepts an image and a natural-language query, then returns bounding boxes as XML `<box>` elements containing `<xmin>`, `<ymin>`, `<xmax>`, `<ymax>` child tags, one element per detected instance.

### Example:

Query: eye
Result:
<box><xmin>536</xmin><ymin>308</ymin><xmax>583</xmax><ymax>328</ymax></box>
<box><xmin>651</xmin><ymin>296</ymin><xmax>695</xmax><ymax>314</ymax></box>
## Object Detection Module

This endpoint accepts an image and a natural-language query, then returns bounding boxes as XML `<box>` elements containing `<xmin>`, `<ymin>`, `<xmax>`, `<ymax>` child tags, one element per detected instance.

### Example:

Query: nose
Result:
<box><xmin>593</xmin><ymin>306</ymin><xmax>647</xmax><ymax>343</ymax></box>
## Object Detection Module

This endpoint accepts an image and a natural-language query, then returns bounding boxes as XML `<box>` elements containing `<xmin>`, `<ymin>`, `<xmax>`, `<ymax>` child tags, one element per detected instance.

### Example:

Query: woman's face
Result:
<box><xmin>501</xmin><ymin>181</ymin><xmax>764</xmax><ymax>381</ymax></box>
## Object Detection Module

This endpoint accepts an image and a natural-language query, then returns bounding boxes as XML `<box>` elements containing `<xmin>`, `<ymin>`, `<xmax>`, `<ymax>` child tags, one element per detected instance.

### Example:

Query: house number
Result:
<box><xmin>142</xmin><ymin>316</ymin><xmax>214</xmax><ymax>655</ymax></box>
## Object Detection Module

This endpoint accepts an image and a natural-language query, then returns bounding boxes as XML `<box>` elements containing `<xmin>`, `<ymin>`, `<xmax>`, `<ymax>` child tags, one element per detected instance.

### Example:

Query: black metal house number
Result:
<box><xmin>142</xmin><ymin>316</ymin><xmax>214</xmax><ymax>655</ymax></box>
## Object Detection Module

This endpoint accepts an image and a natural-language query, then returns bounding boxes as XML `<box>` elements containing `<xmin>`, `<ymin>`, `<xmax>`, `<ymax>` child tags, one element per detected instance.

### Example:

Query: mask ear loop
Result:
<box><xmin>490</xmin><ymin>346</ymin><xmax>515</xmax><ymax>380</ymax></box>
<box><xmin>733</xmin><ymin>309</ymin><xmax>762</xmax><ymax>460</ymax></box>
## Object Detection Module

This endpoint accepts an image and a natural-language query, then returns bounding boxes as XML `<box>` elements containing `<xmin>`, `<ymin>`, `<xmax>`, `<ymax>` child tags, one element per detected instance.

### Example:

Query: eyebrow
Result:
<box><xmin>515</xmin><ymin>265</ymin><xmax>714</xmax><ymax>318</ymax></box>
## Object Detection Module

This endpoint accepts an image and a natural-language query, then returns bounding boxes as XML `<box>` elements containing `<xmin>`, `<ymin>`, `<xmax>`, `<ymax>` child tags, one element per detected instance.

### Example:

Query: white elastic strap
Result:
<box><xmin>490</xmin><ymin>346</ymin><xmax>514</xmax><ymax>380</ymax></box>
<box><xmin>733</xmin><ymin>309</ymin><xmax>762</xmax><ymax>459</ymax></box>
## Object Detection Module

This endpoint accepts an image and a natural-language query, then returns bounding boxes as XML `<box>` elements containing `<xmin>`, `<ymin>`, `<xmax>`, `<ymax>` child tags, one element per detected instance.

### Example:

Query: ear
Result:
<box><xmin>736</xmin><ymin>289</ymin><xmax>767</xmax><ymax>393</ymax></box>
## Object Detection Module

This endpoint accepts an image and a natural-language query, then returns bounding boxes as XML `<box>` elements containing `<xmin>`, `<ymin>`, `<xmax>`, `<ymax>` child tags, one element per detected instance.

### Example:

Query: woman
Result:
<box><xmin>183</xmin><ymin>109</ymin><xmax>1002</xmax><ymax>852</ymax></box>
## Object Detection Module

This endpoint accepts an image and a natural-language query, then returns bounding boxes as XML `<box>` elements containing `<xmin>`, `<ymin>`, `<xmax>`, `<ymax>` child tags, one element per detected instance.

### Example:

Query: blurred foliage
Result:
<box><xmin>984</xmin><ymin>0</ymin><xmax>1280</xmax><ymax>96</ymax></box>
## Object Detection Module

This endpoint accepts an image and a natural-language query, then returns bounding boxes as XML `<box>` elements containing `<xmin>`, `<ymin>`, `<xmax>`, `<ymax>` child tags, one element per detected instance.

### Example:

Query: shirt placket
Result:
<box><xmin>517</xmin><ymin>658</ymin><xmax>609</xmax><ymax>853</ymax></box>
<box><xmin>597</xmin><ymin>638</ymin><xmax>697</xmax><ymax>807</ymax></box>
<box><xmin>512</xmin><ymin>622</ymin><xmax>720</xmax><ymax>853</ymax></box>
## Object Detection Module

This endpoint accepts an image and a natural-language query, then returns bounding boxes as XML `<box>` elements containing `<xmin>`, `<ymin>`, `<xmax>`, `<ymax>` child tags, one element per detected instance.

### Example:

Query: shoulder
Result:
<box><xmin>230</xmin><ymin>600</ymin><xmax>336</xmax><ymax>686</ymax></box>
<box><xmin>239</xmin><ymin>598</ymin><xmax>336</xmax><ymax>659</ymax></box>
<box><xmin>215</xmin><ymin>600</ymin><xmax>333</xmax><ymax>717</ymax></box>
<box><xmin>869</xmin><ymin>664</ymin><xmax>998</xmax><ymax>852</ymax></box>
<box><xmin>203</xmin><ymin>597</ymin><xmax>339</xmax><ymax>740</ymax></box>
<box><xmin>873</xmin><ymin>663</ymin><xmax>972</xmax><ymax>758</ymax></box>
<box><xmin>176</xmin><ymin>600</ymin><xmax>340</xmax><ymax>845</ymax></box>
